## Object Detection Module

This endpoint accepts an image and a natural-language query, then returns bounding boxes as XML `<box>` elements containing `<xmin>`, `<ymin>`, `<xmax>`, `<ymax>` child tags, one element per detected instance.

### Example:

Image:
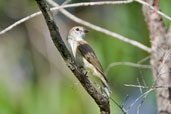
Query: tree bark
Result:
<box><xmin>143</xmin><ymin>0</ymin><xmax>171</xmax><ymax>113</ymax></box>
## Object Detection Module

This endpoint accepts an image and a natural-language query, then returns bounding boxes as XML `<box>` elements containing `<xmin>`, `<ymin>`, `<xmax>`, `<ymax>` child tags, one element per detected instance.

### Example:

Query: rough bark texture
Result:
<box><xmin>143</xmin><ymin>0</ymin><xmax>171</xmax><ymax>113</ymax></box>
<box><xmin>34</xmin><ymin>0</ymin><xmax>110</xmax><ymax>114</ymax></box>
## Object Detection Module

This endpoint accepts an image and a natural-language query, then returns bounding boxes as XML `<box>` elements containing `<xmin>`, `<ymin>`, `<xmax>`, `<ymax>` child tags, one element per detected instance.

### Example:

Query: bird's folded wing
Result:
<box><xmin>77</xmin><ymin>41</ymin><xmax>108</xmax><ymax>82</ymax></box>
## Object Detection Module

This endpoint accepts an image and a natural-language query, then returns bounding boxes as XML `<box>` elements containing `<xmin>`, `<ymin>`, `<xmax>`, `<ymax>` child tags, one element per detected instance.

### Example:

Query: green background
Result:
<box><xmin>0</xmin><ymin>0</ymin><xmax>171</xmax><ymax>114</ymax></box>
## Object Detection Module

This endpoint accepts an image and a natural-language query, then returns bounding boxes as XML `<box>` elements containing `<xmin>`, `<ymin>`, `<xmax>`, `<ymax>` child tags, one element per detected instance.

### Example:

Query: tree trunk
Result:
<box><xmin>143</xmin><ymin>0</ymin><xmax>171</xmax><ymax>113</ymax></box>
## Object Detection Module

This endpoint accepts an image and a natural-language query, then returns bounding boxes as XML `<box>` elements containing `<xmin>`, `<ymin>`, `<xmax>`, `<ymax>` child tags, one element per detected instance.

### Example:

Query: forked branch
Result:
<box><xmin>34</xmin><ymin>0</ymin><xmax>110</xmax><ymax>114</ymax></box>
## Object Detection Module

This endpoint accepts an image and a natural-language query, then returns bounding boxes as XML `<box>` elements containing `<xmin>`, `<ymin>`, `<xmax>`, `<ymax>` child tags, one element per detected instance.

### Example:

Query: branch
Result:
<box><xmin>47</xmin><ymin>0</ymin><xmax>151</xmax><ymax>53</ymax></box>
<box><xmin>105</xmin><ymin>62</ymin><xmax>151</xmax><ymax>76</ymax></box>
<box><xmin>134</xmin><ymin>0</ymin><xmax>171</xmax><ymax>21</ymax></box>
<box><xmin>124</xmin><ymin>84</ymin><xmax>170</xmax><ymax>89</ymax></box>
<box><xmin>0</xmin><ymin>0</ymin><xmax>152</xmax><ymax>53</ymax></box>
<box><xmin>34</xmin><ymin>0</ymin><xmax>110</xmax><ymax>114</ymax></box>
<box><xmin>1</xmin><ymin>0</ymin><xmax>170</xmax><ymax>52</ymax></box>
<box><xmin>109</xmin><ymin>97</ymin><xmax>127</xmax><ymax>114</ymax></box>
<box><xmin>124</xmin><ymin>81</ymin><xmax>171</xmax><ymax>113</ymax></box>
<box><xmin>49</xmin><ymin>0</ymin><xmax>133</xmax><ymax>9</ymax></box>
<box><xmin>0</xmin><ymin>0</ymin><xmax>133</xmax><ymax>35</ymax></box>
<box><xmin>0</xmin><ymin>11</ymin><xmax>42</xmax><ymax>35</ymax></box>
<box><xmin>1</xmin><ymin>0</ymin><xmax>171</xmax><ymax>35</ymax></box>
<box><xmin>127</xmin><ymin>88</ymin><xmax>153</xmax><ymax>112</ymax></box>
<box><xmin>49</xmin><ymin>0</ymin><xmax>171</xmax><ymax>21</ymax></box>
<box><xmin>50</xmin><ymin>0</ymin><xmax>171</xmax><ymax>21</ymax></box>
<box><xmin>124</xmin><ymin>84</ymin><xmax>149</xmax><ymax>88</ymax></box>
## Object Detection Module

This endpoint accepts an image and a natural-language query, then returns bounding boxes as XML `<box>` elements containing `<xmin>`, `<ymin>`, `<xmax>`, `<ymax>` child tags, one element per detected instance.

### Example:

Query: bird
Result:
<box><xmin>67</xmin><ymin>26</ymin><xmax>111</xmax><ymax>96</ymax></box>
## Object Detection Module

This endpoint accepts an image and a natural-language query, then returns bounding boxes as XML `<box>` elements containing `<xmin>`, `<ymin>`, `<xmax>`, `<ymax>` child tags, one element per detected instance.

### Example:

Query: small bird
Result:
<box><xmin>67</xmin><ymin>26</ymin><xmax>111</xmax><ymax>96</ymax></box>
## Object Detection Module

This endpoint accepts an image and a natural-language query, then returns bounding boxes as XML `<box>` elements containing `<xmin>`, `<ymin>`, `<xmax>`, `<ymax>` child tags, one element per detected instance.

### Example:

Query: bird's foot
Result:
<box><xmin>84</xmin><ymin>71</ymin><xmax>88</xmax><ymax>76</ymax></box>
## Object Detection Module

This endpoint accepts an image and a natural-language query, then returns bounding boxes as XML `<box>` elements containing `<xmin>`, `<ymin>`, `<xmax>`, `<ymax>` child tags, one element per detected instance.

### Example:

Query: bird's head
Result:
<box><xmin>68</xmin><ymin>26</ymin><xmax>89</xmax><ymax>41</ymax></box>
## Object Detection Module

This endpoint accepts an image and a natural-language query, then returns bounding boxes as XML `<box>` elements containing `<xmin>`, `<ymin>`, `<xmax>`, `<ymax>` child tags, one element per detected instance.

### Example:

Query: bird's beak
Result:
<box><xmin>84</xmin><ymin>29</ymin><xmax>89</xmax><ymax>33</ymax></box>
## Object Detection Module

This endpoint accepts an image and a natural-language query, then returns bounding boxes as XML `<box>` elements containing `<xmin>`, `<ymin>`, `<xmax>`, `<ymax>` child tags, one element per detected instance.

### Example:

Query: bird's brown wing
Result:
<box><xmin>77</xmin><ymin>41</ymin><xmax>108</xmax><ymax>82</ymax></box>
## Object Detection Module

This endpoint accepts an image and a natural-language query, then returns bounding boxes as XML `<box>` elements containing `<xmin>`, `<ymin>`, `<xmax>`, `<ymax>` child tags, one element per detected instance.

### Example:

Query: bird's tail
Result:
<box><xmin>102</xmin><ymin>81</ymin><xmax>112</xmax><ymax>97</ymax></box>
<box><xmin>101</xmin><ymin>80</ymin><xmax>112</xmax><ymax>97</ymax></box>
<box><xmin>97</xmin><ymin>70</ymin><xmax>112</xmax><ymax>96</ymax></box>
<box><xmin>94</xmin><ymin>69</ymin><xmax>111</xmax><ymax>96</ymax></box>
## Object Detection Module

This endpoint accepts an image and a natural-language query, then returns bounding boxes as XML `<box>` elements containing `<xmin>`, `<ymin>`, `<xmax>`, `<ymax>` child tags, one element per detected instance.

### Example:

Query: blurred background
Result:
<box><xmin>0</xmin><ymin>0</ymin><xmax>171</xmax><ymax>114</ymax></box>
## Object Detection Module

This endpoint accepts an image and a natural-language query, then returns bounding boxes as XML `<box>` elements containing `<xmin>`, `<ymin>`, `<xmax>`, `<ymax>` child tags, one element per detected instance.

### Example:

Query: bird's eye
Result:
<box><xmin>76</xmin><ymin>28</ymin><xmax>79</xmax><ymax>31</ymax></box>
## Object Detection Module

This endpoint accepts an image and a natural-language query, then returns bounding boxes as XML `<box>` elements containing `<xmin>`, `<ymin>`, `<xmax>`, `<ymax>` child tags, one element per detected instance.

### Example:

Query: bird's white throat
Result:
<box><xmin>68</xmin><ymin>38</ymin><xmax>81</xmax><ymax>58</ymax></box>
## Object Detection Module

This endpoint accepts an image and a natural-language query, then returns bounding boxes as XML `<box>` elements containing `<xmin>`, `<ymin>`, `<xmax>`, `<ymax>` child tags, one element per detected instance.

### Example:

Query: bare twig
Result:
<box><xmin>137</xmin><ymin>78</ymin><xmax>143</xmax><ymax>93</ymax></box>
<box><xmin>1</xmin><ymin>0</ymin><xmax>171</xmax><ymax>51</ymax></box>
<box><xmin>34</xmin><ymin>0</ymin><xmax>110</xmax><ymax>114</ymax></box>
<box><xmin>41</xmin><ymin>0</ymin><xmax>153</xmax><ymax>53</ymax></box>
<box><xmin>137</xmin><ymin>56</ymin><xmax>150</xmax><ymax>89</ymax></box>
<box><xmin>136</xmin><ymin>93</ymin><xmax>147</xmax><ymax>114</ymax></box>
<box><xmin>124</xmin><ymin>84</ymin><xmax>169</xmax><ymax>89</ymax></box>
<box><xmin>122</xmin><ymin>94</ymin><xmax>129</xmax><ymax>109</ymax></box>
<box><xmin>105</xmin><ymin>62</ymin><xmax>151</xmax><ymax>76</ymax></box>
<box><xmin>49</xmin><ymin>0</ymin><xmax>171</xmax><ymax>21</ymax></box>
<box><xmin>0</xmin><ymin>11</ymin><xmax>42</xmax><ymax>35</ymax></box>
<box><xmin>125</xmin><ymin>83</ymin><xmax>170</xmax><ymax>113</ymax></box>
<box><xmin>62</xmin><ymin>0</ymin><xmax>71</xmax><ymax>5</ymax></box>
<box><xmin>110</xmin><ymin>97</ymin><xmax>127</xmax><ymax>114</ymax></box>
<box><xmin>124</xmin><ymin>84</ymin><xmax>149</xmax><ymax>89</ymax></box>
<box><xmin>1</xmin><ymin>0</ymin><xmax>170</xmax><ymax>35</ymax></box>
<box><xmin>48</xmin><ymin>0</ymin><xmax>171</xmax><ymax>22</ymax></box>
<box><xmin>137</xmin><ymin>56</ymin><xmax>150</xmax><ymax>64</ymax></box>
<box><xmin>0</xmin><ymin>0</ymin><xmax>132</xmax><ymax>35</ymax></box>
<box><xmin>126</xmin><ymin>88</ymin><xmax>153</xmax><ymax>111</ymax></box>
<box><xmin>0</xmin><ymin>0</ymin><xmax>152</xmax><ymax>53</ymax></box>
<box><xmin>134</xmin><ymin>0</ymin><xmax>171</xmax><ymax>21</ymax></box>
<box><xmin>49</xmin><ymin>0</ymin><xmax>133</xmax><ymax>9</ymax></box>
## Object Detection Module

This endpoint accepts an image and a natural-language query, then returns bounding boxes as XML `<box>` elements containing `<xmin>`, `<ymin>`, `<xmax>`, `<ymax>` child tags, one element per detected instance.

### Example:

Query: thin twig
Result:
<box><xmin>126</xmin><ymin>88</ymin><xmax>153</xmax><ymax>111</ymax></box>
<box><xmin>136</xmin><ymin>93</ymin><xmax>147</xmax><ymax>114</ymax></box>
<box><xmin>134</xmin><ymin>0</ymin><xmax>171</xmax><ymax>21</ymax></box>
<box><xmin>105</xmin><ymin>62</ymin><xmax>151</xmax><ymax>76</ymax></box>
<box><xmin>124</xmin><ymin>84</ymin><xmax>169</xmax><ymax>89</ymax></box>
<box><xmin>0</xmin><ymin>0</ymin><xmax>152</xmax><ymax>53</ymax></box>
<box><xmin>0</xmin><ymin>0</ymin><xmax>153</xmax><ymax>53</ymax></box>
<box><xmin>50</xmin><ymin>0</ymin><xmax>134</xmax><ymax>9</ymax></box>
<box><xmin>50</xmin><ymin>1</ymin><xmax>152</xmax><ymax>53</ymax></box>
<box><xmin>0</xmin><ymin>1</ymin><xmax>152</xmax><ymax>53</ymax></box>
<box><xmin>137</xmin><ymin>78</ymin><xmax>143</xmax><ymax>93</ymax></box>
<box><xmin>110</xmin><ymin>97</ymin><xmax>127</xmax><ymax>114</ymax></box>
<box><xmin>47</xmin><ymin>0</ymin><xmax>171</xmax><ymax>21</ymax></box>
<box><xmin>124</xmin><ymin>84</ymin><xmax>149</xmax><ymax>89</ymax></box>
<box><xmin>62</xmin><ymin>0</ymin><xmax>71</xmax><ymax>5</ymax></box>
<box><xmin>49</xmin><ymin>0</ymin><xmax>171</xmax><ymax>21</ymax></box>
<box><xmin>137</xmin><ymin>56</ymin><xmax>149</xmax><ymax>91</ymax></box>
<box><xmin>1</xmin><ymin>0</ymin><xmax>171</xmax><ymax>51</ymax></box>
<box><xmin>0</xmin><ymin>11</ymin><xmax>42</xmax><ymax>35</ymax></box>
<box><xmin>0</xmin><ymin>0</ymin><xmax>133</xmax><ymax>35</ymax></box>
<box><xmin>124</xmin><ymin>52</ymin><xmax>171</xmax><ymax>112</ymax></box>
<box><xmin>137</xmin><ymin>56</ymin><xmax>150</xmax><ymax>64</ymax></box>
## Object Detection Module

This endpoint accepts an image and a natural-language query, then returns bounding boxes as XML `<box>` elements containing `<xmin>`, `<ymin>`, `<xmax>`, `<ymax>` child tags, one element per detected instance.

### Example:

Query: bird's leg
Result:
<box><xmin>79</xmin><ymin>66</ymin><xmax>84</xmax><ymax>69</ymax></box>
<box><xmin>84</xmin><ymin>71</ymin><xmax>88</xmax><ymax>76</ymax></box>
<box><xmin>78</xmin><ymin>66</ymin><xmax>87</xmax><ymax>76</ymax></box>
